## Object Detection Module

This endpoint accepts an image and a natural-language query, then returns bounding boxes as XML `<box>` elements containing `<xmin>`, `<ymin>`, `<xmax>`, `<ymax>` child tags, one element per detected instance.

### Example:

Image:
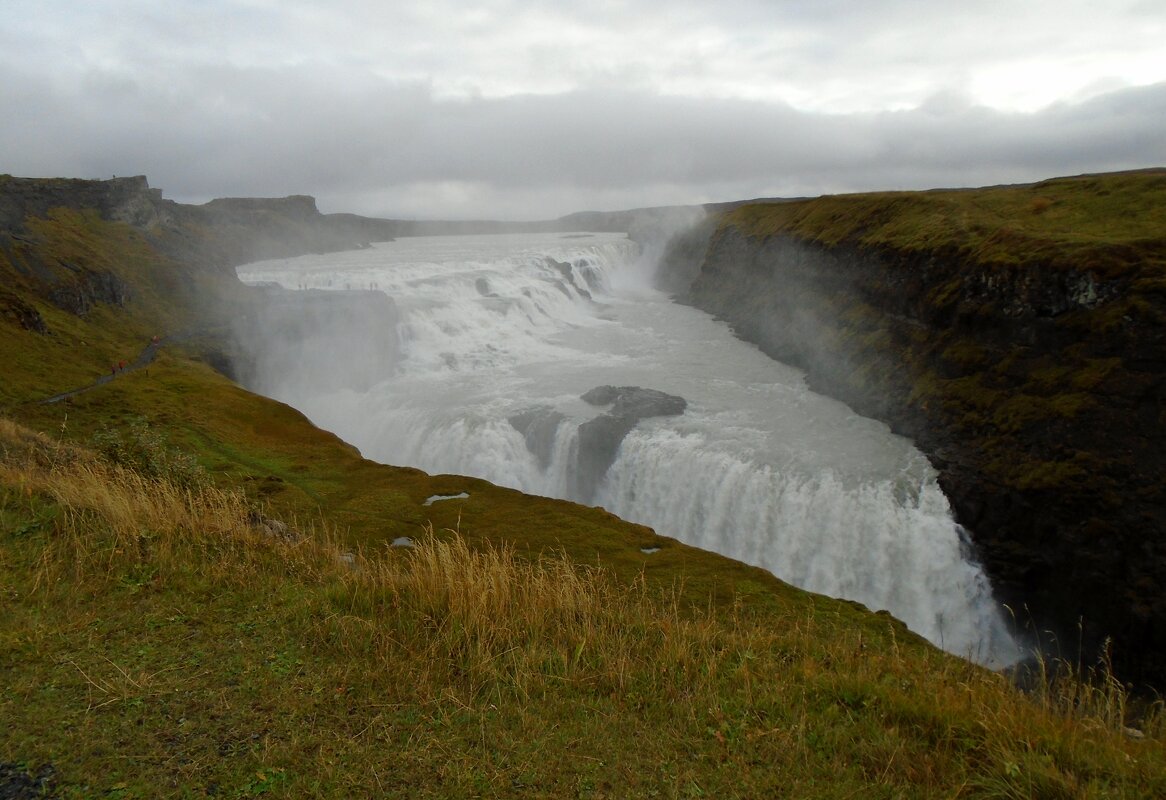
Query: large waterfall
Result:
<box><xmin>238</xmin><ymin>232</ymin><xmax>1020</xmax><ymax>666</ymax></box>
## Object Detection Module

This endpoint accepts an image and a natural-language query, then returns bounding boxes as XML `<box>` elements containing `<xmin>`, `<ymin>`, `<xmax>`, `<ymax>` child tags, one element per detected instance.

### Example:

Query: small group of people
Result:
<box><xmin>108</xmin><ymin>336</ymin><xmax>161</xmax><ymax>377</ymax></box>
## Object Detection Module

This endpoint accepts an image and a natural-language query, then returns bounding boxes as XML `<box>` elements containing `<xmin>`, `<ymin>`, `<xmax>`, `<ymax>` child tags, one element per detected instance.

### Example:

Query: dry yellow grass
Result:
<box><xmin>2</xmin><ymin>414</ymin><xmax>1164</xmax><ymax>797</ymax></box>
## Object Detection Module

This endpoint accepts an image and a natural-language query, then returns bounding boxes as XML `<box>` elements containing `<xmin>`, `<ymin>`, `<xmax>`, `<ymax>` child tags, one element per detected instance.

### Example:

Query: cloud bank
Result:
<box><xmin>2</xmin><ymin>1</ymin><xmax>1163</xmax><ymax>218</ymax></box>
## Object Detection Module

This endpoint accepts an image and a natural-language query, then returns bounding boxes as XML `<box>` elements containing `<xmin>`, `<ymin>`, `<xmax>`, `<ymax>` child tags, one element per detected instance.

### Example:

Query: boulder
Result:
<box><xmin>573</xmin><ymin>386</ymin><xmax>686</xmax><ymax>502</ymax></box>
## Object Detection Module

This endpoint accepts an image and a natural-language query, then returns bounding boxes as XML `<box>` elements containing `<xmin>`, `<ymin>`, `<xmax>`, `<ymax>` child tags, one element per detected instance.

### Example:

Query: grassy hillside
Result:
<box><xmin>2</xmin><ymin>184</ymin><xmax>1165</xmax><ymax>796</ymax></box>
<box><xmin>4</xmin><ymin>417</ymin><xmax>1165</xmax><ymax>798</ymax></box>
<box><xmin>725</xmin><ymin>169</ymin><xmax>1166</xmax><ymax>276</ymax></box>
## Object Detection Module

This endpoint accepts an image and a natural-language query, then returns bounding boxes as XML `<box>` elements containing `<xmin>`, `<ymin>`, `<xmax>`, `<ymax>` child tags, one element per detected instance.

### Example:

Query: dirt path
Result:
<box><xmin>39</xmin><ymin>336</ymin><xmax>165</xmax><ymax>405</ymax></box>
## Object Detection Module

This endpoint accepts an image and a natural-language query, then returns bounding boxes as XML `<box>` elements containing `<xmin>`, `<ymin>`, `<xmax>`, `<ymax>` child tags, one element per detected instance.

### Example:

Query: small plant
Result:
<box><xmin>91</xmin><ymin>416</ymin><xmax>208</xmax><ymax>491</ymax></box>
<box><xmin>237</xmin><ymin>768</ymin><xmax>289</xmax><ymax>797</ymax></box>
<box><xmin>1029</xmin><ymin>196</ymin><xmax>1054</xmax><ymax>214</ymax></box>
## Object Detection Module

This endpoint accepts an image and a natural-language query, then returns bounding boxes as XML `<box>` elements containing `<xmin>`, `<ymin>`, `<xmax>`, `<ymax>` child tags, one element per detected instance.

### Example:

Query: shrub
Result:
<box><xmin>90</xmin><ymin>416</ymin><xmax>208</xmax><ymax>491</ymax></box>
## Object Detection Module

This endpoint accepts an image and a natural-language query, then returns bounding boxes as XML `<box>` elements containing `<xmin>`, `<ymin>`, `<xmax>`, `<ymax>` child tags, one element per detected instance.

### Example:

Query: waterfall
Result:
<box><xmin>238</xmin><ymin>232</ymin><xmax>1021</xmax><ymax>666</ymax></box>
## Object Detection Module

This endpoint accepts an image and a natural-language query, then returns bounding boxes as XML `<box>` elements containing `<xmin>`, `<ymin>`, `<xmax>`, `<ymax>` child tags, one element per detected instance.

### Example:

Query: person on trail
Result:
<box><xmin>111</xmin><ymin>365</ymin><xmax>117</xmax><ymax>376</ymax></box>
<box><xmin>152</xmin><ymin>335</ymin><xmax>159</xmax><ymax>344</ymax></box>
<box><xmin>119</xmin><ymin>360</ymin><xmax>126</xmax><ymax>371</ymax></box>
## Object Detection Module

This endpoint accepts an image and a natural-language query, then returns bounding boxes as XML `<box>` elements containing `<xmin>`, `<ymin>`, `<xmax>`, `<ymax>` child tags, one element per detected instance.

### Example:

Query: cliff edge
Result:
<box><xmin>673</xmin><ymin>170</ymin><xmax>1166</xmax><ymax>685</ymax></box>
<box><xmin>0</xmin><ymin>174</ymin><xmax>379</xmax><ymax>273</ymax></box>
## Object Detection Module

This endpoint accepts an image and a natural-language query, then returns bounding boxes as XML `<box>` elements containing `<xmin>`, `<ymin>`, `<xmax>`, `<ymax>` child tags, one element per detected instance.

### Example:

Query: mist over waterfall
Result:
<box><xmin>237</xmin><ymin>232</ymin><xmax>1020</xmax><ymax>666</ymax></box>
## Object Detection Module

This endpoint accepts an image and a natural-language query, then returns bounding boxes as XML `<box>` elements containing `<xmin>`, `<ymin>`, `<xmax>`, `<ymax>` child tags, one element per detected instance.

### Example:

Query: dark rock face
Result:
<box><xmin>581</xmin><ymin>385</ymin><xmax>688</xmax><ymax>418</ymax></box>
<box><xmin>0</xmin><ymin>182</ymin><xmax>144</xmax><ymax>333</ymax></box>
<box><xmin>507</xmin><ymin>388</ymin><xmax>687</xmax><ymax>501</ymax></box>
<box><xmin>674</xmin><ymin>226</ymin><xmax>1166</xmax><ymax>686</ymax></box>
<box><xmin>573</xmin><ymin>386</ymin><xmax>687</xmax><ymax>502</ymax></box>
<box><xmin>0</xmin><ymin>175</ymin><xmax>164</xmax><ymax>233</ymax></box>
<box><xmin>547</xmin><ymin>256</ymin><xmax>604</xmax><ymax>297</ymax></box>
<box><xmin>0</xmin><ymin>292</ymin><xmax>47</xmax><ymax>333</ymax></box>
<box><xmin>652</xmin><ymin>215</ymin><xmax>719</xmax><ymax>297</ymax></box>
<box><xmin>47</xmin><ymin>269</ymin><xmax>130</xmax><ymax>316</ymax></box>
<box><xmin>573</xmin><ymin>414</ymin><xmax>640</xmax><ymax>502</ymax></box>
<box><xmin>0</xmin><ymin>175</ymin><xmax>374</xmax><ymax>273</ymax></box>
<box><xmin>508</xmin><ymin>406</ymin><xmax>567</xmax><ymax>470</ymax></box>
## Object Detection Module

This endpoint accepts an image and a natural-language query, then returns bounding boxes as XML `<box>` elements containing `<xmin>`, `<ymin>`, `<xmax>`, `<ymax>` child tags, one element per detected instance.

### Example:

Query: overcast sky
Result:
<box><xmin>2</xmin><ymin>1</ymin><xmax>1163</xmax><ymax>219</ymax></box>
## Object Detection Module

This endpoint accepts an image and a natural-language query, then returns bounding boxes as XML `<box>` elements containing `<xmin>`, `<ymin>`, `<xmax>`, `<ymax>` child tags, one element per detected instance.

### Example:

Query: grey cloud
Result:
<box><xmin>2</xmin><ymin>0</ymin><xmax>1163</xmax><ymax>219</ymax></box>
<box><xmin>3</xmin><ymin>55</ymin><xmax>1162</xmax><ymax>218</ymax></box>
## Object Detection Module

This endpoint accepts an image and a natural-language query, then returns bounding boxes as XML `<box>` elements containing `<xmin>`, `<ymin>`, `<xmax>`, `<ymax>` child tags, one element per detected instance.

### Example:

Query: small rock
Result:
<box><xmin>422</xmin><ymin>492</ymin><xmax>469</xmax><ymax>506</ymax></box>
<box><xmin>0</xmin><ymin>761</ymin><xmax>56</xmax><ymax>800</ymax></box>
<box><xmin>246</xmin><ymin>510</ymin><xmax>302</xmax><ymax>542</ymax></box>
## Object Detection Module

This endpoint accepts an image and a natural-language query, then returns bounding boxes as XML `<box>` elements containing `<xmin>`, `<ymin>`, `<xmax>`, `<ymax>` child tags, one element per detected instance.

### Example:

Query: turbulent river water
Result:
<box><xmin>238</xmin><ymin>232</ymin><xmax>1020</xmax><ymax>666</ymax></box>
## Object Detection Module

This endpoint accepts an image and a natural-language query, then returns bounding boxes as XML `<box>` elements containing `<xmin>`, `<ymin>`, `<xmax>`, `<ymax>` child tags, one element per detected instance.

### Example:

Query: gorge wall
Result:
<box><xmin>667</xmin><ymin>171</ymin><xmax>1166</xmax><ymax>685</ymax></box>
<box><xmin>0</xmin><ymin>175</ymin><xmax>371</xmax><ymax>270</ymax></box>
<box><xmin>0</xmin><ymin>174</ymin><xmax>372</xmax><ymax>336</ymax></box>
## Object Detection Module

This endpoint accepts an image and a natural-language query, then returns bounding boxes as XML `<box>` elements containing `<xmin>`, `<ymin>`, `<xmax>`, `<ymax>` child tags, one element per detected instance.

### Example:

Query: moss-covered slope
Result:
<box><xmin>679</xmin><ymin>169</ymin><xmax>1166</xmax><ymax>686</ymax></box>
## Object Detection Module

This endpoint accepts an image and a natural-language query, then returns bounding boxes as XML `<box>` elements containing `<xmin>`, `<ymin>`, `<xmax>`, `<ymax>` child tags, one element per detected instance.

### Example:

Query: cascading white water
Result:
<box><xmin>238</xmin><ymin>232</ymin><xmax>1021</xmax><ymax>666</ymax></box>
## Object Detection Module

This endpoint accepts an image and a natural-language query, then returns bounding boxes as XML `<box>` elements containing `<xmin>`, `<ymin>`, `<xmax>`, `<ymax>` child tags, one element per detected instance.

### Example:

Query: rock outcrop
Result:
<box><xmin>573</xmin><ymin>386</ymin><xmax>687</xmax><ymax>502</ymax></box>
<box><xmin>0</xmin><ymin>174</ymin><xmax>377</xmax><ymax>276</ymax></box>
<box><xmin>508</xmin><ymin>406</ymin><xmax>567</xmax><ymax>471</ymax></box>
<box><xmin>46</xmin><ymin>268</ymin><xmax>130</xmax><ymax>316</ymax></box>
<box><xmin>0</xmin><ymin>175</ymin><xmax>166</xmax><ymax>232</ymax></box>
<box><xmin>508</xmin><ymin>387</ymin><xmax>688</xmax><ymax>503</ymax></box>
<box><xmin>0</xmin><ymin>292</ymin><xmax>47</xmax><ymax>333</ymax></box>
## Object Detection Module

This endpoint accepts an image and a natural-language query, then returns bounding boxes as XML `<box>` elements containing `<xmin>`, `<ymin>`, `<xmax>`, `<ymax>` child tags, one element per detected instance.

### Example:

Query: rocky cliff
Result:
<box><xmin>668</xmin><ymin>170</ymin><xmax>1166</xmax><ymax>685</ymax></box>
<box><xmin>0</xmin><ymin>175</ymin><xmax>167</xmax><ymax>232</ymax></box>
<box><xmin>0</xmin><ymin>175</ymin><xmax>392</xmax><ymax>364</ymax></box>
<box><xmin>0</xmin><ymin>174</ymin><xmax>377</xmax><ymax>274</ymax></box>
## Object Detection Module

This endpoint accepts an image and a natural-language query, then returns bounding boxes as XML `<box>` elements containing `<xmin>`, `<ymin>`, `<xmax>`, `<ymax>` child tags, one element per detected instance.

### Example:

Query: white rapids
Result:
<box><xmin>238</xmin><ymin>231</ymin><xmax>1021</xmax><ymax>666</ymax></box>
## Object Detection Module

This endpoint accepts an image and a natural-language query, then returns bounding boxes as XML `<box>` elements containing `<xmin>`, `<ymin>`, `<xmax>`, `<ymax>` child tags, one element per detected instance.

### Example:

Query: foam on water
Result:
<box><xmin>238</xmin><ymin>232</ymin><xmax>1021</xmax><ymax>666</ymax></box>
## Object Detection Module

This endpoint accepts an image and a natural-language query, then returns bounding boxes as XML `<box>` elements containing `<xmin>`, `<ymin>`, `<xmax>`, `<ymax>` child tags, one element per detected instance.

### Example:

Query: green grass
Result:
<box><xmin>2</xmin><ymin>418</ymin><xmax>1164</xmax><ymax>798</ymax></box>
<box><xmin>724</xmin><ymin>169</ymin><xmax>1166</xmax><ymax>276</ymax></box>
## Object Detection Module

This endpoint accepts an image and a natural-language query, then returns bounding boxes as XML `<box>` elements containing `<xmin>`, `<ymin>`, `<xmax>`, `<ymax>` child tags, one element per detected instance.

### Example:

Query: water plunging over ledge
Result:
<box><xmin>237</xmin><ymin>232</ymin><xmax>1021</xmax><ymax>666</ymax></box>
